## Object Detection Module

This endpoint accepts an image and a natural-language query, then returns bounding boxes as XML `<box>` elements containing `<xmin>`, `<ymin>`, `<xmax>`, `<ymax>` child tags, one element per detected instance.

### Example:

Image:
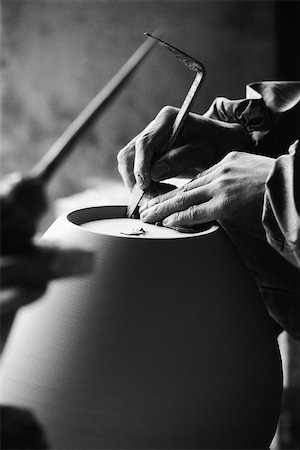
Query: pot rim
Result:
<box><xmin>66</xmin><ymin>205</ymin><xmax>219</xmax><ymax>240</ymax></box>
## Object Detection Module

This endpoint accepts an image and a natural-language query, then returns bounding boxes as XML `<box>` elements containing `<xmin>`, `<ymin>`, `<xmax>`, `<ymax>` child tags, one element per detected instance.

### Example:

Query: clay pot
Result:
<box><xmin>0</xmin><ymin>206</ymin><xmax>282</xmax><ymax>449</ymax></box>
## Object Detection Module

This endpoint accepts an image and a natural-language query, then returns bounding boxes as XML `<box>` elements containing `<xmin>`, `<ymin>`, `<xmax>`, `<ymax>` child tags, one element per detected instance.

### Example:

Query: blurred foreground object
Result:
<box><xmin>0</xmin><ymin>405</ymin><xmax>49</xmax><ymax>449</ymax></box>
<box><xmin>0</xmin><ymin>35</ymin><xmax>157</xmax><ymax>348</ymax></box>
<box><xmin>1</xmin><ymin>34</ymin><xmax>158</xmax><ymax>251</ymax></box>
<box><xmin>0</xmin><ymin>36</ymin><xmax>156</xmax><ymax>449</ymax></box>
<box><xmin>0</xmin><ymin>205</ymin><xmax>282</xmax><ymax>449</ymax></box>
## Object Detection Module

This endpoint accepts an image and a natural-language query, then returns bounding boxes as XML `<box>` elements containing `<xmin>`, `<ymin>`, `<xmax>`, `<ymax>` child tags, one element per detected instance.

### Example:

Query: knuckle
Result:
<box><xmin>135</xmin><ymin>133</ymin><xmax>152</xmax><ymax>155</ymax></box>
<box><xmin>213</xmin><ymin>177</ymin><xmax>227</xmax><ymax>192</ymax></box>
<box><xmin>134</xmin><ymin>138</ymin><xmax>147</xmax><ymax>167</ymax></box>
<box><xmin>117</xmin><ymin>152</ymin><xmax>132</xmax><ymax>176</ymax></box>
<box><xmin>220</xmin><ymin>163</ymin><xmax>231</xmax><ymax>176</ymax></box>
<box><xmin>117</xmin><ymin>146</ymin><xmax>132</xmax><ymax>165</ymax></box>
<box><xmin>157</xmin><ymin>105</ymin><xmax>178</xmax><ymax>121</ymax></box>
<box><xmin>151</xmin><ymin>199</ymin><xmax>159</xmax><ymax>209</ymax></box>
<box><xmin>173</xmin><ymin>192</ymin><xmax>186</xmax><ymax>208</ymax></box>
<box><xmin>187</xmin><ymin>205</ymin><xmax>198</xmax><ymax>221</ymax></box>
<box><xmin>226</xmin><ymin>150</ymin><xmax>239</xmax><ymax>160</ymax></box>
<box><xmin>148</xmin><ymin>197</ymin><xmax>160</xmax><ymax>208</ymax></box>
<box><xmin>135</xmin><ymin>134</ymin><xmax>144</xmax><ymax>149</ymax></box>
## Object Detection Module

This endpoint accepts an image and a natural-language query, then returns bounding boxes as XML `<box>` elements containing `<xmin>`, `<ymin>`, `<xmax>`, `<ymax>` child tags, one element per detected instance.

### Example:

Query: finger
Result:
<box><xmin>0</xmin><ymin>284</ymin><xmax>47</xmax><ymax>313</ymax></box>
<box><xmin>133</xmin><ymin>120</ymin><xmax>169</xmax><ymax>189</ymax></box>
<box><xmin>139</xmin><ymin>166</ymin><xmax>221</xmax><ymax>214</ymax></box>
<box><xmin>117</xmin><ymin>145</ymin><xmax>136</xmax><ymax>190</ymax></box>
<box><xmin>181</xmin><ymin>164</ymin><xmax>226</xmax><ymax>191</ymax></box>
<box><xmin>133</xmin><ymin>131</ymin><xmax>154</xmax><ymax>189</ymax></box>
<box><xmin>162</xmin><ymin>200</ymin><xmax>217</xmax><ymax>229</ymax></box>
<box><xmin>117</xmin><ymin>126</ymin><xmax>153</xmax><ymax>189</ymax></box>
<box><xmin>140</xmin><ymin>184</ymin><xmax>212</xmax><ymax>224</ymax></box>
<box><xmin>134</xmin><ymin>108</ymin><xmax>179</xmax><ymax>189</ymax></box>
<box><xmin>168</xmin><ymin>157</ymin><xmax>234</xmax><ymax>194</ymax></box>
<box><xmin>139</xmin><ymin>185</ymin><xmax>184</xmax><ymax>214</ymax></box>
<box><xmin>1</xmin><ymin>245</ymin><xmax>94</xmax><ymax>288</ymax></box>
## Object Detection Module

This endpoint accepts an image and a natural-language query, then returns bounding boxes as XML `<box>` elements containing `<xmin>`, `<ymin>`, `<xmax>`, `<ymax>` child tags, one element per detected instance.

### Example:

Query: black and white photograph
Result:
<box><xmin>0</xmin><ymin>1</ymin><xmax>299</xmax><ymax>448</ymax></box>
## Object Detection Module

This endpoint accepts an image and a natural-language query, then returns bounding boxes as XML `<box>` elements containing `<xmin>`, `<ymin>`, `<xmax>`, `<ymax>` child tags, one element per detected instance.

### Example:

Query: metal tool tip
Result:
<box><xmin>144</xmin><ymin>32</ymin><xmax>162</xmax><ymax>42</ymax></box>
<box><xmin>144</xmin><ymin>29</ymin><xmax>164</xmax><ymax>40</ymax></box>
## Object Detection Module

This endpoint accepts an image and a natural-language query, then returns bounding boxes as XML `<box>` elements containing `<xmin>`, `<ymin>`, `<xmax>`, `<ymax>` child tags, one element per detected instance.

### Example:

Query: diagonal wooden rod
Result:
<box><xmin>30</xmin><ymin>36</ymin><xmax>157</xmax><ymax>183</ymax></box>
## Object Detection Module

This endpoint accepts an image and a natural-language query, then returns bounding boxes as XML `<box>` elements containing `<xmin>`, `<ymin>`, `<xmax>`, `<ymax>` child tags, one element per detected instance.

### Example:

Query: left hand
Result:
<box><xmin>0</xmin><ymin>241</ymin><xmax>94</xmax><ymax>314</ymax></box>
<box><xmin>139</xmin><ymin>151</ymin><xmax>275</xmax><ymax>228</ymax></box>
<box><xmin>117</xmin><ymin>106</ymin><xmax>251</xmax><ymax>190</ymax></box>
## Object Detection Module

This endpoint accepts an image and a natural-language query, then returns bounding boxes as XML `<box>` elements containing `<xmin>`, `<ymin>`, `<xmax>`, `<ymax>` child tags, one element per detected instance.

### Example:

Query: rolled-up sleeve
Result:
<box><xmin>205</xmin><ymin>82</ymin><xmax>300</xmax><ymax>338</ymax></box>
<box><xmin>205</xmin><ymin>81</ymin><xmax>300</xmax><ymax>265</ymax></box>
<box><xmin>263</xmin><ymin>140</ymin><xmax>300</xmax><ymax>268</ymax></box>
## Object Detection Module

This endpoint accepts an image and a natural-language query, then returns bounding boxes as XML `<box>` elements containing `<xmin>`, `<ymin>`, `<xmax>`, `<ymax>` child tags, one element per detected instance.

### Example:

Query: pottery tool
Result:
<box><xmin>127</xmin><ymin>33</ymin><xmax>206</xmax><ymax>218</ymax></box>
<box><xmin>0</xmin><ymin>204</ymin><xmax>282</xmax><ymax>448</ymax></box>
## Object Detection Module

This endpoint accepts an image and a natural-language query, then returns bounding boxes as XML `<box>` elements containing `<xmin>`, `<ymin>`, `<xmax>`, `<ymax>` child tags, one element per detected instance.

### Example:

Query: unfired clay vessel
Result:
<box><xmin>0</xmin><ymin>206</ymin><xmax>282</xmax><ymax>449</ymax></box>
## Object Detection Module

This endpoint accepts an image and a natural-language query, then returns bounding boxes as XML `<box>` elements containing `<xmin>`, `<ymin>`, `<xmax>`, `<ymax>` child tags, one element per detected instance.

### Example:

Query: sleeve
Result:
<box><xmin>263</xmin><ymin>140</ymin><xmax>300</xmax><ymax>269</ymax></box>
<box><xmin>205</xmin><ymin>82</ymin><xmax>300</xmax><ymax>338</ymax></box>
<box><xmin>204</xmin><ymin>81</ymin><xmax>300</xmax><ymax>157</ymax></box>
<box><xmin>205</xmin><ymin>81</ymin><xmax>300</xmax><ymax>264</ymax></box>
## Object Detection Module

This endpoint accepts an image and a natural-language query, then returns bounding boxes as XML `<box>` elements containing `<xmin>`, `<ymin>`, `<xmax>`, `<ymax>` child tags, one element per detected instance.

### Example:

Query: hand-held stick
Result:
<box><xmin>30</xmin><ymin>36</ymin><xmax>158</xmax><ymax>183</ymax></box>
<box><xmin>128</xmin><ymin>33</ymin><xmax>206</xmax><ymax>218</ymax></box>
<box><xmin>0</xmin><ymin>35</ymin><xmax>157</xmax><ymax>350</ymax></box>
<box><xmin>1</xmin><ymin>35</ymin><xmax>158</xmax><ymax>251</ymax></box>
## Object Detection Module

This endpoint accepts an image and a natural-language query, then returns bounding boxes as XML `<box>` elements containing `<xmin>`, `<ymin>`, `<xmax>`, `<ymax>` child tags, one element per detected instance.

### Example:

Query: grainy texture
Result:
<box><xmin>0</xmin><ymin>207</ymin><xmax>282</xmax><ymax>448</ymax></box>
<box><xmin>1</xmin><ymin>0</ymin><xmax>276</xmax><ymax>205</ymax></box>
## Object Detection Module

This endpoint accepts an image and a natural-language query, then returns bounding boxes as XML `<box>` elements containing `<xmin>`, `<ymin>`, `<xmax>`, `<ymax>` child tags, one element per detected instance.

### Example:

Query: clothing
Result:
<box><xmin>205</xmin><ymin>82</ymin><xmax>300</xmax><ymax>339</ymax></box>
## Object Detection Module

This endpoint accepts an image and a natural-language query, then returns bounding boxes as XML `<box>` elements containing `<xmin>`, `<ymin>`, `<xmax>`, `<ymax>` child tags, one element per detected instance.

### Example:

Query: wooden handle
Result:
<box><xmin>30</xmin><ymin>37</ymin><xmax>157</xmax><ymax>184</ymax></box>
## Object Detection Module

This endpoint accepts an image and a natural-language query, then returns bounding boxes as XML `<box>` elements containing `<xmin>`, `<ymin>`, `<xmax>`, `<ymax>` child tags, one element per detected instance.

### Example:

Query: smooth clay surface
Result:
<box><xmin>0</xmin><ymin>206</ymin><xmax>282</xmax><ymax>449</ymax></box>
<box><xmin>80</xmin><ymin>218</ymin><xmax>216</xmax><ymax>238</ymax></box>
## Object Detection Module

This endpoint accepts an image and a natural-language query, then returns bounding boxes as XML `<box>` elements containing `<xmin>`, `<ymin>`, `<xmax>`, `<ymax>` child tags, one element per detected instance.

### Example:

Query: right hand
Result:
<box><xmin>117</xmin><ymin>105</ymin><xmax>252</xmax><ymax>190</ymax></box>
<box><xmin>139</xmin><ymin>151</ymin><xmax>275</xmax><ymax>228</ymax></box>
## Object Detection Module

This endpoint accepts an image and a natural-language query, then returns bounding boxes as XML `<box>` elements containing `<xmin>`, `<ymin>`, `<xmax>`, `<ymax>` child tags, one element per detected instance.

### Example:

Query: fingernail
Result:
<box><xmin>139</xmin><ymin>202</ymin><xmax>151</xmax><ymax>213</ymax></box>
<box><xmin>162</xmin><ymin>218</ymin><xmax>171</xmax><ymax>227</ymax></box>
<box><xmin>140</xmin><ymin>211</ymin><xmax>148</xmax><ymax>220</ymax></box>
<box><xmin>151</xmin><ymin>162</ymin><xmax>169</xmax><ymax>180</ymax></box>
<box><xmin>50</xmin><ymin>249</ymin><xmax>94</xmax><ymax>278</ymax></box>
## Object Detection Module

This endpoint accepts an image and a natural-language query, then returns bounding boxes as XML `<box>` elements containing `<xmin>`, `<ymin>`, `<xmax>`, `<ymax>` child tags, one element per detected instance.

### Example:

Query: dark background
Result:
<box><xmin>1</xmin><ymin>1</ymin><xmax>300</xmax><ymax>448</ymax></box>
<box><xmin>2</xmin><ymin>0</ymin><xmax>298</xmax><ymax>203</ymax></box>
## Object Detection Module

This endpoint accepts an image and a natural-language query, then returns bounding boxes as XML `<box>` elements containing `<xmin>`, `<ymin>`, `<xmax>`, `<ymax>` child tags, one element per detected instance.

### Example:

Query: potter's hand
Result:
<box><xmin>139</xmin><ymin>151</ymin><xmax>275</xmax><ymax>228</ymax></box>
<box><xmin>0</xmin><ymin>241</ymin><xmax>93</xmax><ymax>314</ymax></box>
<box><xmin>117</xmin><ymin>106</ymin><xmax>251</xmax><ymax>190</ymax></box>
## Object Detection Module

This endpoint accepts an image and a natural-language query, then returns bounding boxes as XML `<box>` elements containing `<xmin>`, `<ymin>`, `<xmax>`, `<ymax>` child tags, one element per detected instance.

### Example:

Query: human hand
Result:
<box><xmin>0</xmin><ymin>240</ymin><xmax>94</xmax><ymax>314</ymax></box>
<box><xmin>139</xmin><ymin>151</ymin><xmax>275</xmax><ymax>229</ymax></box>
<box><xmin>117</xmin><ymin>106</ymin><xmax>251</xmax><ymax>190</ymax></box>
